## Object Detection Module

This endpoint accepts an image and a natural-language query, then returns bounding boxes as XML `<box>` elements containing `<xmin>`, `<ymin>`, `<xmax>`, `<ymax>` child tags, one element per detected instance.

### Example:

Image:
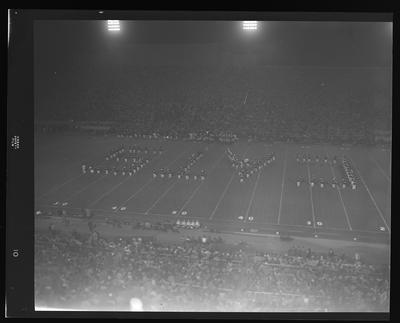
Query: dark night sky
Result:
<box><xmin>35</xmin><ymin>20</ymin><xmax>392</xmax><ymax>70</ymax></box>
<box><xmin>34</xmin><ymin>20</ymin><xmax>392</xmax><ymax>118</ymax></box>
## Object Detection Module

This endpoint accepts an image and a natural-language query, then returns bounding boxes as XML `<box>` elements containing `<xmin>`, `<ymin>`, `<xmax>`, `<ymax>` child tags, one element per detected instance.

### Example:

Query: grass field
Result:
<box><xmin>35</xmin><ymin>134</ymin><xmax>391</xmax><ymax>244</ymax></box>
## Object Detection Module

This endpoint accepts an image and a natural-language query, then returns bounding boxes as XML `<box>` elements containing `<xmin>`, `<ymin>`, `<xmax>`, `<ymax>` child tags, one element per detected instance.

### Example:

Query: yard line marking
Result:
<box><xmin>209</xmin><ymin>174</ymin><xmax>236</xmax><ymax>220</ymax></box>
<box><xmin>209</xmin><ymin>145</ymin><xmax>251</xmax><ymax>220</ymax></box>
<box><xmin>244</xmin><ymin>168</ymin><xmax>263</xmax><ymax>222</ymax></box>
<box><xmin>36</xmin><ymin>137</ymin><xmax>166</xmax><ymax>201</ymax></box>
<box><xmin>145</xmin><ymin>144</ymin><xmax>219</xmax><ymax>215</ymax></box>
<box><xmin>306</xmin><ymin>162</ymin><xmax>317</xmax><ymax>229</ymax></box>
<box><xmin>36</xmin><ymin>176</ymin><xmax>81</xmax><ymax>201</ymax></box>
<box><xmin>87</xmin><ymin>177</ymin><xmax>133</xmax><ymax>208</ymax></box>
<box><xmin>370</xmin><ymin>155</ymin><xmax>391</xmax><ymax>183</ymax></box>
<box><xmin>145</xmin><ymin>180</ymin><xmax>179</xmax><ymax>214</ymax></box>
<box><xmin>36</xmin><ymin>156</ymin><xmax>109</xmax><ymax>201</ymax></box>
<box><xmin>277</xmin><ymin>148</ymin><xmax>288</xmax><ymax>225</ymax></box>
<box><xmin>35</xmin><ymin>136</ymin><xmax>121</xmax><ymax>197</ymax></box>
<box><xmin>325</xmin><ymin>148</ymin><xmax>353</xmax><ymax>231</ymax></box>
<box><xmin>40</xmin><ymin>140</ymin><xmax>169</xmax><ymax>205</ymax></box>
<box><xmin>177</xmin><ymin>151</ymin><xmax>227</xmax><ymax>216</ymax></box>
<box><xmin>65</xmin><ymin>175</ymin><xmax>107</xmax><ymax>202</ymax></box>
<box><xmin>384</xmin><ymin>152</ymin><xmax>392</xmax><ymax>221</ymax></box>
<box><xmin>348</xmin><ymin>156</ymin><xmax>391</xmax><ymax>234</ymax></box>
<box><xmin>243</xmin><ymin>90</ymin><xmax>249</xmax><ymax>105</ymax></box>
<box><xmin>118</xmin><ymin>147</ymin><xmax>191</xmax><ymax>210</ymax></box>
<box><xmin>86</xmin><ymin>152</ymin><xmax>166</xmax><ymax>208</ymax></box>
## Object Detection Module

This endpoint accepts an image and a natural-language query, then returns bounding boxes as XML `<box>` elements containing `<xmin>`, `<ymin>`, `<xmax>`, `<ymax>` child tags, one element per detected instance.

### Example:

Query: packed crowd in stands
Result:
<box><xmin>35</xmin><ymin>228</ymin><xmax>389</xmax><ymax>312</ymax></box>
<box><xmin>36</xmin><ymin>66</ymin><xmax>391</xmax><ymax>146</ymax></box>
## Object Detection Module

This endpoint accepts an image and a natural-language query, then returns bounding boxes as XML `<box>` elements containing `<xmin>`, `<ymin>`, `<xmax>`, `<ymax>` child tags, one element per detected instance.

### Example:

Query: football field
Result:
<box><xmin>35</xmin><ymin>134</ymin><xmax>391</xmax><ymax>244</ymax></box>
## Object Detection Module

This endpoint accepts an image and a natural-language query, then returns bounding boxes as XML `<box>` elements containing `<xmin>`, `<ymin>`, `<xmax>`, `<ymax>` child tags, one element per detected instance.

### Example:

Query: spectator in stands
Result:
<box><xmin>36</xmin><ymin>66</ymin><xmax>390</xmax><ymax>147</ymax></box>
<box><xmin>35</xmin><ymin>229</ymin><xmax>389</xmax><ymax>312</ymax></box>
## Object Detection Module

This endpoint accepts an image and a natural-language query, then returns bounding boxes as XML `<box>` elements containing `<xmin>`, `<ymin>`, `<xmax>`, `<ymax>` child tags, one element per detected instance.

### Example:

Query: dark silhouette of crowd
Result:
<box><xmin>35</xmin><ymin>228</ymin><xmax>389</xmax><ymax>312</ymax></box>
<box><xmin>35</xmin><ymin>66</ymin><xmax>391</xmax><ymax>146</ymax></box>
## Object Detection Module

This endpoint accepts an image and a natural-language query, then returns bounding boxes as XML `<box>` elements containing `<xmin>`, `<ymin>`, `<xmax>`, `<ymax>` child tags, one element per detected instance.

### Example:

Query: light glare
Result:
<box><xmin>242</xmin><ymin>21</ymin><xmax>258</xmax><ymax>31</ymax></box>
<box><xmin>107</xmin><ymin>20</ymin><xmax>120</xmax><ymax>32</ymax></box>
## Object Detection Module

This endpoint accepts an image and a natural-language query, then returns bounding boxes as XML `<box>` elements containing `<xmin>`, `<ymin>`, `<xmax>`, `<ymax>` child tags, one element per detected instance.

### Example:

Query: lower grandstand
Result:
<box><xmin>34</xmin><ymin>222</ymin><xmax>389</xmax><ymax>312</ymax></box>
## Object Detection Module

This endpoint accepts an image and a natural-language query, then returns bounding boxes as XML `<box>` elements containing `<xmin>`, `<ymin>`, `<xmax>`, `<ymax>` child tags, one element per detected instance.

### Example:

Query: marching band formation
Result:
<box><xmin>341</xmin><ymin>156</ymin><xmax>358</xmax><ymax>190</ymax></box>
<box><xmin>296</xmin><ymin>153</ymin><xmax>337</xmax><ymax>165</ymax></box>
<box><xmin>82</xmin><ymin>144</ymin><xmax>163</xmax><ymax>177</ymax></box>
<box><xmin>295</xmin><ymin>153</ymin><xmax>357</xmax><ymax>190</ymax></box>
<box><xmin>153</xmin><ymin>151</ymin><xmax>206</xmax><ymax>181</ymax></box>
<box><xmin>226</xmin><ymin>147</ymin><xmax>276</xmax><ymax>183</ymax></box>
<box><xmin>82</xmin><ymin>143</ymin><xmax>359</xmax><ymax>194</ymax></box>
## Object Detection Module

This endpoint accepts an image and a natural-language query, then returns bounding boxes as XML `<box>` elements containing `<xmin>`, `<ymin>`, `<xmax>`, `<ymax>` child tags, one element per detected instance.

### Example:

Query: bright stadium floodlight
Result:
<box><xmin>107</xmin><ymin>20</ymin><xmax>120</xmax><ymax>32</ymax></box>
<box><xmin>242</xmin><ymin>21</ymin><xmax>258</xmax><ymax>31</ymax></box>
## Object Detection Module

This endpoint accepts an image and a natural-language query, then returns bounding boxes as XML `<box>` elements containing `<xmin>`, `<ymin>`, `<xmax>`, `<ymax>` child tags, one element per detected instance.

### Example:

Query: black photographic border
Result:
<box><xmin>5</xmin><ymin>7</ymin><xmax>397</xmax><ymax>320</ymax></box>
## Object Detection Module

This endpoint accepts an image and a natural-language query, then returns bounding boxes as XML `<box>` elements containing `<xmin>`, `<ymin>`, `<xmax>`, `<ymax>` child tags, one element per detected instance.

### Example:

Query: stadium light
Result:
<box><xmin>242</xmin><ymin>21</ymin><xmax>258</xmax><ymax>31</ymax></box>
<box><xmin>107</xmin><ymin>20</ymin><xmax>120</xmax><ymax>32</ymax></box>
